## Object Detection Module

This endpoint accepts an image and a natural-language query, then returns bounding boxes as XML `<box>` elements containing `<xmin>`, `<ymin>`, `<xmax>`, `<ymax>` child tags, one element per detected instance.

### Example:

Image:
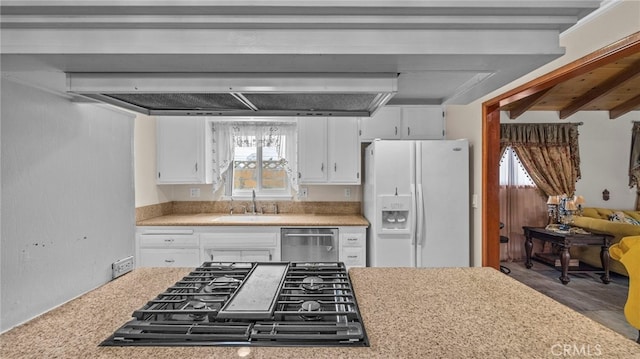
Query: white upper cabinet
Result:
<box><xmin>400</xmin><ymin>107</ymin><xmax>445</xmax><ymax>140</ymax></box>
<box><xmin>360</xmin><ymin>106</ymin><xmax>445</xmax><ymax>141</ymax></box>
<box><xmin>328</xmin><ymin>118</ymin><xmax>360</xmax><ymax>183</ymax></box>
<box><xmin>359</xmin><ymin>106</ymin><xmax>402</xmax><ymax>140</ymax></box>
<box><xmin>297</xmin><ymin>118</ymin><xmax>328</xmax><ymax>183</ymax></box>
<box><xmin>298</xmin><ymin>117</ymin><xmax>361</xmax><ymax>184</ymax></box>
<box><xmin>156</xmin><ymin>117</ymin><xmax>211</xmax><ymax>184</ymax></box>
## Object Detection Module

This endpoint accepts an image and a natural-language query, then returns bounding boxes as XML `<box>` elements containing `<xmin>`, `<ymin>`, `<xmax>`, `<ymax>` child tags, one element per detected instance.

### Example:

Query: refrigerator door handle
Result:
<box><xmin>416</xmin><ymin>184</ymin><xmax>425</xmax><ymax>267</ymax></box>
<box><xmin>410</xmin><ymin>184</ymin><xmax>417</xmax><ymax>246</ymax></box>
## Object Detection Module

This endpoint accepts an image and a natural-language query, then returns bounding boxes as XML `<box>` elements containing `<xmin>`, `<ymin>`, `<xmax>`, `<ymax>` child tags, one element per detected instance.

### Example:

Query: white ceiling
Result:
<box><xmin>0</xmin><ymin>1</ymin><xmax>601</xmax><ymax>107</ymax></box>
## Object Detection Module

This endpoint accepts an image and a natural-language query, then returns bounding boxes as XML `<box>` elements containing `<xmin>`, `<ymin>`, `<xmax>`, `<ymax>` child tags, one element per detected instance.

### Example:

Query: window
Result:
<box><xmin>231</xmin><ymin>134</ymin><xmax>289</xmax><ymax>195</ymax></box>
<box><xmin>211</xmin><ymin>120</ymin><xmax>297</xmax><ymax>198</ymax></box>
<box><xmin>499</xmin><ymin>147</ymin><xmax>534</xmax><ymax>186</ymax></box>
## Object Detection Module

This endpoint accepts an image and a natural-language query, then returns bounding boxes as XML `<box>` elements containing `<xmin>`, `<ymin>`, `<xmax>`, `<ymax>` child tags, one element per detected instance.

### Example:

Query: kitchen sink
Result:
<box><xmin>213</xmin><ymin>215</ymin><xmax>282</xmax><ymax>223</ymax></box>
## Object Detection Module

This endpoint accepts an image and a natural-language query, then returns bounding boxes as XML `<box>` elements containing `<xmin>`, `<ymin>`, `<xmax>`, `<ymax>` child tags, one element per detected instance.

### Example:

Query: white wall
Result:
<box><xmin>134</xmin><ymin>115</ymin><xmax>171</xmax><ymax>207</ymax></box>
<box><xmin>1</xmin><ymin>72</ymin><xmax>136</xmax><ymax>332</ymax></box>
<box><xmin>445</xmin><ymin>0</ymin><xmax>640</xmax><ymax>266</ymax></box>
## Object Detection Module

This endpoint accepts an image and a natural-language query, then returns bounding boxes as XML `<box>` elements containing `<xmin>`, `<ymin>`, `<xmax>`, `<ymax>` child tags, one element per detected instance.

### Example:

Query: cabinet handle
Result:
<box><xmin>195</xmin><ymin>162</ymin><xmax>198</xmax><ymax>172</ymax></box>
<box><xmin>347</xmin><ymin>255</ymin><xmax>358</xmax><ymax>259</ymax></box>
<box><xmin>395</xmin><ymin>126</ymin><xmax>398</xmax><ymax>135</ymax></box>
<box><xmin>321</xmin><ymin>163</ymin><xmax>324</xmax><ymax>172</ymax></box>
<box><xmin>334</xmin><ymin>163</ymin><xmax>337</xmax><ymax>172</ymax></box>
<box><xmin>164</xmin><ymin>259</ymin><xmax>175</xmax><ymax>263</ymax></box>
<box><xmin>164</xmin><ymin>238</ymin><xmax>175</xmax><ymax>243</ymax></box>
<box><xmin>408</xmin><ymin>127</ymin><xmax>411</xmax><ymax>136</ymax></box>
<box><xmin>347</xmin><ymin>237</ymin><xmax>358</xmax><ymax>241</ymax></box>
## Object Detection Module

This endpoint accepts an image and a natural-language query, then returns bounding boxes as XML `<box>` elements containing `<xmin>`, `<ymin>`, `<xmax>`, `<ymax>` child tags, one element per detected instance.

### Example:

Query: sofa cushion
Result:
<box><xmin>581</xmin><ymin>207</ymin><xmax>640</xmax><ymax>222</ymax></box>
<box><xmin>572</xmin><ymin>216</ymin><xmax>640</xmax><ymax>239</ymax></box>
<box><xmin>570</xmin><ymin>215</ymin><xmax>640</xmax><ymax>276</ymax></box>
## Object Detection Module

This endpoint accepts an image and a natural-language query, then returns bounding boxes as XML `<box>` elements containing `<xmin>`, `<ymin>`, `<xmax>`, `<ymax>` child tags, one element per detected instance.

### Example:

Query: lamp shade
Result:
<box><xmin>574</xmin><ymin>195</ymin><xmax>585</xmax><ymax>205</ymax></box>
<box><xmin>547</xmin><ymin>195</ymin><xmax>560</xmax><ymax>205</ymax></box>
<box><xmin>565</xmin><ymin>200</ymin><xmax>578</xmax><ymax>211</ymax></box>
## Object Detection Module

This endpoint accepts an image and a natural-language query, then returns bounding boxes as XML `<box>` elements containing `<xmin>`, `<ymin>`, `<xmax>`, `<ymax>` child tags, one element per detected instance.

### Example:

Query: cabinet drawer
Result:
<box><xmin>341</xmin><ymin>247</ymin><xmax>365</xmax><ymax>267</ymax></box>
<box><xmin>139</xmin><ymin>248</ymin><xmax>200</xmax><ymax>267</ymax></box>
<box><xmin>200</xmin><ymin>233</ymin><xmax>277</xmax><ymax>248</ymax></box>
<box><xmin>208</xmin><ymin>249</ymin><xmax>273</xmax><ymax>262</ymax></box>
<box><xmin>140</xmin><ymin>235</ymin><xmax>199</xmax><ymax>248</ymax></box>
<box><xmin>341</xmin><ymin>232</ymin><xmax>365</xmax><ymax>247</ymax></box>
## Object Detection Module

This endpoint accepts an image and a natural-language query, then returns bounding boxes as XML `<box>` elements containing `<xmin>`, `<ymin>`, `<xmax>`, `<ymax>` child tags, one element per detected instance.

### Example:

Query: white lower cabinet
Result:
<box><xmin>200</xmin><ymin>228</ymin><xmax>280</xmax><ymax>263</ymax></box>
<box><xmin>137</xmin><ymin>229</ymin><xmax>201</xmax><ymax>267</ymax></box>
<box><xmin>136</xmin><ymin>225</ymin><xmax>366</xmax><ymax>268</ymax></box>
<box><xmin>339</xmin><ymin>228</ymin><xmax>367</xmax><ymax>268</ymax></box>
<box><xmin>209</xmin><ymin>249</ymin><xmax>272</xmax><ymax>262</ymax></box>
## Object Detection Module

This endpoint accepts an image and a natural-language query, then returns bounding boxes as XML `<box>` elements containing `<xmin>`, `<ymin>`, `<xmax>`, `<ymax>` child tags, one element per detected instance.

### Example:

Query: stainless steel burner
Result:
<box><xmin>203</xmin><ymin>276</ymin><xmax>240</xmax><ymax>293</ymax></box>
<box><xmin>188</xmin><ymin>300</ymin><xmax>208</xmax><ymax>321</ymax></box>
<box><xmin>301</xmin><ymin>276</ymin><xmax>324</xmax><ymax>292</ymax></box>
<box><xmin>299</xmin><ymin>300</ymin><xmax>322</xmax><ymax>320</ymax></box>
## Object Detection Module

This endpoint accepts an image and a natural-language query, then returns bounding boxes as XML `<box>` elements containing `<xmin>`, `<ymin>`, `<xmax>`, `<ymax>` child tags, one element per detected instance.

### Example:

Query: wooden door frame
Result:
<box><xmin>481</xmin><ymin>32</ymin><xmax>640</xmax><ymax>268</ymax></box>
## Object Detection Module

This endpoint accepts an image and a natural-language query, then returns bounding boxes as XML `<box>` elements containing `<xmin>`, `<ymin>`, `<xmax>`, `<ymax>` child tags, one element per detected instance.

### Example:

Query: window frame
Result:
<box><xmin>225</xmin><ymin>132</ymin><xmax>293</xmax><ymax>200</ymax></box>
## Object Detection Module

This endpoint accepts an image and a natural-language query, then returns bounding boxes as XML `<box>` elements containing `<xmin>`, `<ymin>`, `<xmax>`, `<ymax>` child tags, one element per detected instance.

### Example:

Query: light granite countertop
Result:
<box><xmin>137</xmin><ymin>213</ymin><xmax>369</xmax><ymax>227</ymax></box>
<box><xmin>1</xmin><ymin>267</ymin><xmax>639</xmax><ymax>358</ymax></box>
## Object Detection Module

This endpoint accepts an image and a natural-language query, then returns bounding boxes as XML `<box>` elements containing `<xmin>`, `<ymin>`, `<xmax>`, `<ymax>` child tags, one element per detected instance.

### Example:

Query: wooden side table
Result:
<box><xmin>523</xmin><ymin>226</ymin><xmax>612</xmax><ymax>285</ymax></box>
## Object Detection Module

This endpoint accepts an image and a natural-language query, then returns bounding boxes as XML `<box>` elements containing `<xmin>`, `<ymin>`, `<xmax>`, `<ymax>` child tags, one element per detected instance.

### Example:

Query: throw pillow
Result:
<box><xmin>609</xmin><ymin>211</ymin><xmax>640</xmax><ymax>225</ymax></box>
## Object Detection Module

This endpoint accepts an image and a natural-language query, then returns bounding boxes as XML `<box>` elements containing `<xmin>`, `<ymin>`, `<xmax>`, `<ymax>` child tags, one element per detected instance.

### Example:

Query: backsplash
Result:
<box><xmin>136</xmin><ymin>201</ymin><xmax>362</xmax><ymax>222</ymax></box>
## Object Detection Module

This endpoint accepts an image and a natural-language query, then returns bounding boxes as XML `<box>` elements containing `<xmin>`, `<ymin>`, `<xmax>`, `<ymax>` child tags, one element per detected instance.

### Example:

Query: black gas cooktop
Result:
<box><xmin>101</xmin><ymin>262</ymin><xmax>369</xmax><ymax>347</ymax></box>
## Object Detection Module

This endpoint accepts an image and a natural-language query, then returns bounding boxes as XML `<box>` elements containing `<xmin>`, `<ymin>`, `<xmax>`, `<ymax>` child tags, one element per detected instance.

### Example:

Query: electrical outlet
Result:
<box><xmin>112</xmin><ymin>256</ymin><xmax>134</xmax><ymax>279</ymax></box>
<box><xmin>344</xmin><ymin>188</ymin><xmax>351</xmax><ymax>198</ymax></box>
<box><xmin>190</xmin><ymin>188</ymin><xmax>201</xmax><ymax>198</ymax></box>
<box><xmin>299</xmin><ymin>187</ymin><xmax>308</xmax><ymax>199</ymax></box>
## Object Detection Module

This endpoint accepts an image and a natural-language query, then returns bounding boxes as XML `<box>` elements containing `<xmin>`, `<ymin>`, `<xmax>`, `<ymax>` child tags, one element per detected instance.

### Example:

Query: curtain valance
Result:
<box><xmin>500</xmin><ymin>123</ymin><xmax>581</xmax><ymax>197</ymax></box>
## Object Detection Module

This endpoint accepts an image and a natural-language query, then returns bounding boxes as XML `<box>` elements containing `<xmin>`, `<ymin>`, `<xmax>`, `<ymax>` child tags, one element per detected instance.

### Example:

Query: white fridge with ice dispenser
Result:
<box><xmin>363</xmin><ymin>139</ymin><xmax>470</xmax><ymax>267</ymax></box>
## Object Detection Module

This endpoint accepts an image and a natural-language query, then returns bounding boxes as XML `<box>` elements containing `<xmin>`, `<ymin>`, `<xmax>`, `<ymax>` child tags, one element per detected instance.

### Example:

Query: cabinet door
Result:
<box><xmin>156</xmin><ymin>117</ymin><xmax>205</xmax><ymax>184</ymax></box>
<box><xmin>359</xmin><ymin>107</ymin><xmax>401</xmax><ymax>141</ymax></box>
<box><xmin>401</xmin><ymin>107</ymin><xmax>445</xmax><ymax>140</ymax></box>
<box><xmin>328</xmin><ymin>118</ymin><xmax>360</xmax><ymax>184</ymax></box>
<box><xmin>298</xmin><ymin>118</ymin><xmax>328</xmax><ymax>183</ymax></box>
<box><xmin>209</xmin><ymin>250</ymin><xmax>242</xmax><ymax>262</ymax></box>
<box><xmin>208</xmin><ymin>249</ymin><xmax>272</xmax><ymax>262</ymax></box>
<box><xmin>241</xmin><ymin>250</ymin><xmax>272</xmax><ymax>262</ymax></box>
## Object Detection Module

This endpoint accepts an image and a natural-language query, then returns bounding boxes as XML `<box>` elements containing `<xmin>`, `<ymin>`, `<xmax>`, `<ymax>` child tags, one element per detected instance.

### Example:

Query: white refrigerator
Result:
<box><xmin>363</xmin><ymin>140</ymin><xmax>470</xmax><ymax>267</ymax></box>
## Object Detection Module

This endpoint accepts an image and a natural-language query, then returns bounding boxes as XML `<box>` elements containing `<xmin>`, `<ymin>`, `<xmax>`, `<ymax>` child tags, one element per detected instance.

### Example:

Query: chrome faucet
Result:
<box><xmin>250</xmin><ymin>189</ymin><xmax>257</xmax><ymax>214</ymax></box>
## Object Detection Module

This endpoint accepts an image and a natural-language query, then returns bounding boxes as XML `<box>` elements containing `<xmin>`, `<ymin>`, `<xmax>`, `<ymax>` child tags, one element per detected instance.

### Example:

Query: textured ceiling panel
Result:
<box><xmin>106</xmin><ymin>93</ymin><xmax>248</xmax><ymax>110</ymax></box>
<box><xmin>243</xmin><ymin>93</ymin><xmax>377</xmax><ymax>111</ymax></box>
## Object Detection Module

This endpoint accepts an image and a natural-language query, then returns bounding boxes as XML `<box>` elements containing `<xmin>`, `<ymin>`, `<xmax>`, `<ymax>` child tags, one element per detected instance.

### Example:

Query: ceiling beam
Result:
<box><xmin>492</xmin><ymin>31</ymin><xmax>640</xmax><ymax>109</ymax></box>
<box><xmin>559</xmin><ymin>58</ymin><xmax>640</xmax><ymax>119</ymax></box>
<box><xmin>609</xmin><ymin>93</ymin><xmax>640</xmax><ymax>119</ymax></box>
<box><xmin>508</xmin><ymin>87</ymin><xmax>553</xmax><ymax>119</ymax></box>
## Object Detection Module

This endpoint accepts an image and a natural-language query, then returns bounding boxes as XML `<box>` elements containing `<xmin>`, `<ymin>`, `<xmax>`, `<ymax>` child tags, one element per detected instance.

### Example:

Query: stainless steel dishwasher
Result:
<box><xmin>281</xmin><ymin>228</ymin><xmax>338</xmax><ymax>262</ymax></box>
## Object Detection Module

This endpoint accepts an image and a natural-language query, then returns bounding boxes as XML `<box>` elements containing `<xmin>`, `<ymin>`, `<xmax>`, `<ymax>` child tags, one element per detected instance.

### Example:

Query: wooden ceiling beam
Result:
<box><xmin>559</xmin><ymin>58</ymin><xmax>640</xmax><ymax>119</ymax></box>
<box><xmin>508</xmin><ymin>87</ymin><xmax>553</xmax><ymax>119</ymax></box>
<box><xmin>491</xmin><ymin>31</ymin><xmax>640</xmax><ymax>110</ymax></box>
<box><xmin>610</xmin><ymin>93</ymin><xmax>640</xmax><ymax>119</ymax></box>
